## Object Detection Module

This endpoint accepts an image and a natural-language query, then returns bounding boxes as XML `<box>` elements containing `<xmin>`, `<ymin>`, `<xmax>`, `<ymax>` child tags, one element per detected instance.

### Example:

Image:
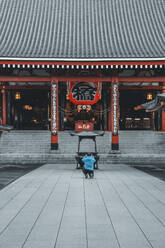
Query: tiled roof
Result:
<box><xmin>0</xmin><ymin>0</ymin><xmax>165</xmax><ymax>60</ymax></box>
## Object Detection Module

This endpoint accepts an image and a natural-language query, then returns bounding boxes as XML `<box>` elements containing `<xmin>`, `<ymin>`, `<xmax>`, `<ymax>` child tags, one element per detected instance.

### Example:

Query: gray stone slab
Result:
<box><xmin>55</xmin><ymin>177</ymin><xmax>86</xmax><ymax>248</ymax></box>
<box><xmin>0</xmin><ymin>172</ymin><xmax>60</xmax><ymax>247</ymax></box>
<box><xmin>0</xmin><ymin>169</ymin><xmax>52</xmax><ymax>233</ymax></box>
<box><xmin>105</xmin><ymin>167</ymin><xmax>165</xmax><ymax>248</ymax></box>
<box><xmin>22</xmin><ymin>174</ymin><xmax>73</xmax><ymax>248</ymax></box>
<box><xmin>97</xmin><ymin>174</ymin><xmax>151</xmax><ymax>248</ymax></box>
<box><xmin>0</xmin><ymin>163</ymin><xmax>165</xmax><ymax>248</ymax></box>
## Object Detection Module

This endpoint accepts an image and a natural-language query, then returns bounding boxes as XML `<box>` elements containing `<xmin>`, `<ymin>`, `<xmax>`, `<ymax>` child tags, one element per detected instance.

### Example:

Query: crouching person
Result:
<box><xmin>82</xmin><ymin>153</ymin><xmax>96</xmax><ymax>179</ymax></box>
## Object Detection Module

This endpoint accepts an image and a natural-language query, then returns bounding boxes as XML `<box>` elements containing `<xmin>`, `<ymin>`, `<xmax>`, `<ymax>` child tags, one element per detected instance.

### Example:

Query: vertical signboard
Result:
<box><xmin>51</xmin><ymin>82</ymin><xmax>58</xmax><ymax>149</ymax></box>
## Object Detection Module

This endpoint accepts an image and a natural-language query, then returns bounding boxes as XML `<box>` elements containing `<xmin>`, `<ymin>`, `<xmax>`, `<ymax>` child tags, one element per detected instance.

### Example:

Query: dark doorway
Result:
<box><xmin>0</xmin><ymin>93</ymin><xmax>2</xmax><ymax>124</ymax></box>
<box><xmin>119</xmin><ymin>90</ymin><xmax>158</xmax><ymax>130</ymax></box>
<box><xmin>10</xmin><ymin>90</ymin><xmax>49</xmax><ymax>130</ymax></box>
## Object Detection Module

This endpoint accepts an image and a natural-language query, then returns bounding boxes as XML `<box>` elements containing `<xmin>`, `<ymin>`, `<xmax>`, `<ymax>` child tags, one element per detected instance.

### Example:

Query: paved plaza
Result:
<box><xmin>0</xmin><ymin>163</ymin><xmax>165</xmax><ymax>248</ymax></box>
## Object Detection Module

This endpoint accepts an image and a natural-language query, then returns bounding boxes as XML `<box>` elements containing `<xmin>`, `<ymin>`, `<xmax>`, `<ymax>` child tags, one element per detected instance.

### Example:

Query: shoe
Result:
<box><xmin>85</xmin><ymin>174</ymin><xmax>88</xmax><ymax>179</ymax></box>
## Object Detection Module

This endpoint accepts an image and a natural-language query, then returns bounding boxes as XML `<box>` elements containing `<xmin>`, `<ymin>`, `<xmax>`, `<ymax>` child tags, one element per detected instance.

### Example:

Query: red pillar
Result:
<box><xmin>1</xmin><ymin>88</ymin><xmax>7</xmax><ymax>125</ymax></box>
<box><xmin>51</xmin><ymin>81</ymin><xmax>59</xmax><ymax>149</ymax></box>
<box><xmin>108</xmin><ymin>86</ymin><xmax>112</xmax><ymax>131</ymax></box>
<box><xmin>111</xmin><ymin>77</ymin><xmax>120</xmax><ymax>151</ymax></box>
<box><xmin>161</xmin><ymin>83</ymin><xmax>165</xmax><ymax>131</ymax></box>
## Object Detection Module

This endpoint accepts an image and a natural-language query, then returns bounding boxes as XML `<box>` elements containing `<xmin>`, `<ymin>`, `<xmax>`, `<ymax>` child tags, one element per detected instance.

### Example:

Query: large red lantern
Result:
<box><xmin>68</xmin><ymin>81</ymin><xmax>101</xmax><ymax>105</ymax></box>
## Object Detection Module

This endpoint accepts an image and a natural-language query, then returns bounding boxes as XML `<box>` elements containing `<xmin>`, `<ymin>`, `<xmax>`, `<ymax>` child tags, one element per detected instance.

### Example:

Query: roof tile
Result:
<box><xmin>0</xmin><ymin>0</ymin><xmax>164</xmax><ymax>59</ymax></box>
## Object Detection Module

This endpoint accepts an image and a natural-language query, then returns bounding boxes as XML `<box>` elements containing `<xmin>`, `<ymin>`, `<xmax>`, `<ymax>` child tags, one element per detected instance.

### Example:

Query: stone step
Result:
<box><xmin>0</xmin><ymin>131</ymin><xmax>165</xmax><ymax>156</ymax></box>
<box><xmin>0</xmin><ymin>153</ymin><xmax>165</xmax><ymax>165</ymax></box>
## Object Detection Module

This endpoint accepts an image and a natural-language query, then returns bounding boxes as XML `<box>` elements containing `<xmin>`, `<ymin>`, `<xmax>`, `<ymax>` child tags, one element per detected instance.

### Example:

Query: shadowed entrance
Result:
<box><xmin>10</xmin><ymin>90</ymin><xmax>49</xmax><ymax>130</ymax></box>
<box><xmin>119</xmin><ymin>90</ymin><xmax>160</xmax><ymax>130</ymax></box>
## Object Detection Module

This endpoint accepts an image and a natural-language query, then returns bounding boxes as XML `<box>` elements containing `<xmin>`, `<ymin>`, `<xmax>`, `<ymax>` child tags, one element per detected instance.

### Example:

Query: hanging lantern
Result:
<box><xmin>66</xmin><ymin>82</ymin><xmax>70</xmax><ymax>100</ymax></box>
<box><xmin>15</xmin><ymin>92</ymin><xmax>21</xmax><ymax>100</ymax></box>
<box><xmin>146</xmin><ymin>92</ymin><xmax>153</xmax><ymax>100</ymax></box>
<box><xmin>82</xmin><ymin>105</ymin><xmax>86</xmax><ymax>110</ymax></box>
<box><xmin>66</xmin><ymin>94</ymin><xmax>70</xmax><ymax>100</ymax></box>
<box><xmin>69</xmin><ymin>81</ymin><xmax>102</xmax><ymax>105</ymax></box>
<box><xmin>77</xmin><ymin>105</ymin><xmax>82</xmax><ymax>112</ymax></box>
<box><xmin>24</xmin><ymin>105</ymin><xmax>32</xmax><ymax>110</ymax></box>
<box><xmin>86</xmin><ymin>105</ymin><xmax>91</xmax><ymax>112</ymax></box>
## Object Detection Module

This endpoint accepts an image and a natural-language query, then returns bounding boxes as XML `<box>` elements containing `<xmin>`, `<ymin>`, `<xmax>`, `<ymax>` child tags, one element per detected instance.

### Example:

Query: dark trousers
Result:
<box><xmin>82</xmin><ymin>168</ymin><xmax>94</xmax><ymax>178</ymax></box>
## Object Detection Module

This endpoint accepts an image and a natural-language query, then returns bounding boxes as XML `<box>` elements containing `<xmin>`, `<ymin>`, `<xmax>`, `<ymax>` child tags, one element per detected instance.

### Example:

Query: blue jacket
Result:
<box><xmin>82</xmin><ymin>155</ymin><xmax>96</xmax><ymax>171</ymax></box>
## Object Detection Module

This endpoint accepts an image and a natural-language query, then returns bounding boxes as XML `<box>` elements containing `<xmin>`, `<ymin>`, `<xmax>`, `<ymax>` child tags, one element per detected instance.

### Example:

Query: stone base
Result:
<box><xmin>1</xmin><ymin>153</ymin><xmax>165</xmax><ymax>165</ymax></box>
<box><xmin>111</xmin><ymin>143</ymin><xmax>119</xmax><ymax>150</ymax></box>
<box><xmin>51</xmin><ymin>143</ymin><xmax>58</xmax><ymax>150</ymax></box>
<box><xmin>109</xmin><ymin>150</ymin><xmax>121</xmax><ymax>154</ymax></box>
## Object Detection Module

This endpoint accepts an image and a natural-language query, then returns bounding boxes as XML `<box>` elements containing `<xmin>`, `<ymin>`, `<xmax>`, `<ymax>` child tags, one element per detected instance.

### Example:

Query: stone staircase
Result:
<box><xmin>119</xmin><ymin>131</ymin><xmax>165</xmax><ymax>154</ymax></box>
<box><xmin>56</xmin><ymin>131</ymin><xmax>165</xmax><ymax>154</ymax></box>
<box><xmin>0</xmin><ymin>131</ymin><xmax>51</xmax><ymax>154</ymax></box>
<box><xmin>0</xmin><ymin>131</ymin><xmax>50</xmax><ymax>164</ymax></box>
<box><xmin>0</xmin><ymin>130</ymin><xmax>165</xmax><ymax>164</ymax></box>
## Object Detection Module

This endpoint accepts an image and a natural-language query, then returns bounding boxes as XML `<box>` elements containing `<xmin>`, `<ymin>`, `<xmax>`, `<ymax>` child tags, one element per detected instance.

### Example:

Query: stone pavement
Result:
<box><xmin>0</xmin><ymin>163</ymin><xmax>165</xmax><ymax>248</ymax></box>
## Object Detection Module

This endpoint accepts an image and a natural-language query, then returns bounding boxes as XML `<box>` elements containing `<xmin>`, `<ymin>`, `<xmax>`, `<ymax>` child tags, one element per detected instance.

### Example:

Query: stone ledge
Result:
<box><xmin>0</xmin><ymin>153</ymin><xmax>165</xmax><ymax>165</ymax></box>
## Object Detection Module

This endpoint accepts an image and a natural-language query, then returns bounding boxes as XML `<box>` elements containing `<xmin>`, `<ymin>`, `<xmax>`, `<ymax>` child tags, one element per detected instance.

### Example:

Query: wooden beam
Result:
<box><xmin>0</xmin><ymin>85</ymin><xmax>161</xmax><ymax>91</ymax></box>
<box><xmin>54</xmin><ymin>76</ymin><xmax>165</xmax><ymax>83</ymax></box>
<box><xmin>0</xmin><ymin>76</ymin><xmax>50</xmax><ymax>82</ymax></box>
<box><xmin>0</xmin><ymin>76</ymin><xmax>165</xmax><ymax>83</ymax></box>
<box><xmin>0</xmin><ymin>85</ymin><xmax>50</xmax><ymax>90</ymax></box>
<box><xmin>0</xmin><ymin>76</ymin><xmax>109</xmax><ymax>82</ymax></box>
<box><xmin>119</xmin><ymin>77</ymin><xmax>165</xmax><ymax>82</ymax></box>
<box><xmin>120</xmin><ymin>86</ymin><xmax>162</xmax><ymax>90</ymax></box>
